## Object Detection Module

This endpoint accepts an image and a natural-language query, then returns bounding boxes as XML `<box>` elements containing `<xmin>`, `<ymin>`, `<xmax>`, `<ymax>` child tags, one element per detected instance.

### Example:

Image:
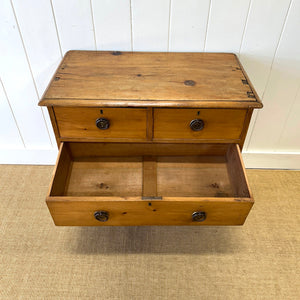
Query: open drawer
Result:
<box><xmin>47</xmin><ymin>142</ymin><xmax>253</xmax><ymax>226</ymax></box>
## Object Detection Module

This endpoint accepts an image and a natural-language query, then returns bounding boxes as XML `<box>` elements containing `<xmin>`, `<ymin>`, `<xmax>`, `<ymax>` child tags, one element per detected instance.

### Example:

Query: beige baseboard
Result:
<box><xmin>242</xmin><ymin>152</ymin><xmax>300</xmax><ymax>169</ymax></box>
<box><xmin>0</xmin><ymin>148</ymin><xmax>58</xmax><ymax>165</ymax></box>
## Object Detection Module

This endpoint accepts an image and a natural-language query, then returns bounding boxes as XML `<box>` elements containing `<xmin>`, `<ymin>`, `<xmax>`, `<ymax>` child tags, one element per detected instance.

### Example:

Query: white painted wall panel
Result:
<box><xmin>0</xmin><ymin>80</ymin><xmax>23</xmax><ymax>148</ymax></box>
<box><xmin>278</xmin><ymin>86</ymin><xmax>300</xmax><ymax>152</ymax></box>
<box><xmin>248</xmin><ymin>0</ymin><xmax>300</xmax><ymax>152</ymax></box>
<box><xmin>12</xmin><ymin>0</ymin><xmax>63</xmax><ymax>147</ymax></box>
<box><xmin>238</xmin><ymin>0</ymin><xmax>291</xmax><ymax>150</ymax></box>
<box><xmin>239</xmin><ymin>0</ymin><xmax>291</xmax><ymax>97</ymax></box>
<box><xmin>52</xmin><ymin>0</ymin><xmax>96</xmax><ymax>54</ymax></box>
<box><xmin>92</xmin><ymin>0</ymin><xmax>132</xmax><ymax>51</ymax></box>
<box><xmin>0</xmin><ymin>0</ymin><xmax>52</xmax><ymax>148</ymax></box>
<box><xmin>12</xmin><ymin>0</ymin><xmax>62</xmax><ymax>97</ymax></box>
<box><xmin>205</xmin><ymin>0</ymin><xmax>250</xmax><ymax>52</ymax></box>
<box><xmin>131</xmin><ymin>0</ymin><xmax>170</xmax><ymax>51</ymax></box>
<box><xmin>169</xmin><ymin>0</ymin><xmax>210</xmax><ymax>51</ymax></box>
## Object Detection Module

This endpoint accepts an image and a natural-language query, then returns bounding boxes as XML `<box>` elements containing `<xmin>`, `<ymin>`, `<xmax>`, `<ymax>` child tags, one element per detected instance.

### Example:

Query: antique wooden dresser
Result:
<box><xmin>39</xmin><ymin>51</ymin><xmax>262</xmax><ymax>226</ymax></box>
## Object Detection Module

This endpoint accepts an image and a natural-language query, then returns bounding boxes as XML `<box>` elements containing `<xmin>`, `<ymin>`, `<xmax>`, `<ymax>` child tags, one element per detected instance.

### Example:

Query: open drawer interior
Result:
<box><xmin>47</xmin><ymin>142</ymin><xmax>253</xmax><ymax>226</ymax></box>
<box><xmin>50</xmin><ymin>142</ymin><xmax>251</xmax><ymax>199</ymax></box>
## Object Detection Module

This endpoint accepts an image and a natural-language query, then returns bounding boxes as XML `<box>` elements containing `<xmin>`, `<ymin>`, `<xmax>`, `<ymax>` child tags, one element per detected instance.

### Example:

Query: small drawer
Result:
<box><xmin>54</xmin><ymin>107</ymin><xmax>148</xmax><ymax>140</ymax></box>
<box><xmin>46</xmin><ymin>142</ymin><xmax>253</xmax><ymax>226</ymax></box>
<box><xmin>153</xmin><ymin>108</ymin><xmax>247</xmax><ymax>141</ymax></box>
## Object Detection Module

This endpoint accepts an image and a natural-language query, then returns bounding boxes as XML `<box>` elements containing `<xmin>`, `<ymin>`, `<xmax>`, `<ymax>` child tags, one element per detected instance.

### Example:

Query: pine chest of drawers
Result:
<box><xmin>39</xmin><ymin>51</ymin><xmax>262</xmax><ymax>226</ymax></box>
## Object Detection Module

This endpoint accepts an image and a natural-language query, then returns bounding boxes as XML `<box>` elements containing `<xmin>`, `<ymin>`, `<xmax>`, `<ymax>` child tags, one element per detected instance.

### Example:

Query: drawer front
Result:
<box><xmin>153</xmin><ymin>109</ymin><xmax>247</xmax><ymax>140</ymax></box>
<box><xmin>54</xmin><ymin>107</ymin><xmax>148</xmax><ymax>140</ymax></box>
<box><xmin>47</xmin><ymin>198</ymin><xmax>253</xmax><ymax>226</ymax></box>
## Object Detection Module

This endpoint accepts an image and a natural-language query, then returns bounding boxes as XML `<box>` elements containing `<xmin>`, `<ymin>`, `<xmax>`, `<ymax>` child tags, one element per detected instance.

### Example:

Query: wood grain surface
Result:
<box><xmin>67</xmin><ymin>142</ymin><xmax>230</xmax><ymax>157</ymax></box>
<box><xmin>142</xmin><ymin>156</ymin><xmax>157</xmax><ymax>197</ymax></box>
<box><xmin>153</xmin><ymin>108</ymin><xmax>247</xmax><ymax>140</ymax></box>
<box><xmin>46</xmin><ymin>196</ymin><xmax>253</xmax><ymax>226</ymax></box>
<box><xmin>47</xmin><ymin>142</ymin><xmax>252</xmax><ymax>226</ymax></box>
<box><xmin>66</xmin><ymin>157</ymin><xmax>143</xmax><ymax>197</ymax></box>
<box><xmin>54</xmin><ymin>107</ymin><xmax>148</xmax><ymax>140</ymax></box>
<box><xmin>39</xmin><ymin>51</ymin><xmax>262</xmax><ymax>108</ymax></box>
<box><xmin>226</xmin><ymin>144</ymin><xmax>251</xmax><ymax>198</ymax></box>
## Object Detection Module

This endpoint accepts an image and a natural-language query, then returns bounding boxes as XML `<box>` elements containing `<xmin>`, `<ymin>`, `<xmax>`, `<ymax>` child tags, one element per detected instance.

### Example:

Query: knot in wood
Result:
<box><xmin>184</xmin><ymin>80</ymin><xmax>196</xmax><ymax>86</ymax></box>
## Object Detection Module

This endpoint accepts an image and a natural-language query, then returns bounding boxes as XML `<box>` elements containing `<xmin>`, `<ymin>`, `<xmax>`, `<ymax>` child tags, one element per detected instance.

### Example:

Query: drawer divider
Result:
<box><xmin>142</xmin><ymin>156</ymin><xmax>157</xmax><ymax>198</ymax></box>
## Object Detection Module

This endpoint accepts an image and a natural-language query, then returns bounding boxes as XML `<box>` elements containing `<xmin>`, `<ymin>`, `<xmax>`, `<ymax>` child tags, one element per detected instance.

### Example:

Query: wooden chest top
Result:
<box><xmin>39</xmin><ymin>51</ymin><xmax>262</xmax><ymax>109</ymax></box>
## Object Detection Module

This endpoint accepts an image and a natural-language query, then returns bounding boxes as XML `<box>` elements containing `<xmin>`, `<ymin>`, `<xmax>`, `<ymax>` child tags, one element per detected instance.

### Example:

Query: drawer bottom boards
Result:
<box><xmin>47</xmin><ymin>143</ymin><xmax>253</xmax><ymax>226</ymax></box>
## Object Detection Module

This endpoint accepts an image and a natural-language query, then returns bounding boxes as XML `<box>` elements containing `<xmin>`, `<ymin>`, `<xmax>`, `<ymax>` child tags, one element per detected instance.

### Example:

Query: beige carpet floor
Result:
<box><xmin>0</xmin><ymin>165</ymin><xmax>299</xmax><ymax>299</ymax></box>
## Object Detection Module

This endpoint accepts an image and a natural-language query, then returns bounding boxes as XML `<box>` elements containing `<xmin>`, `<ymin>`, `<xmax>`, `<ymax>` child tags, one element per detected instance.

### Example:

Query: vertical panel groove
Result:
<box><xmin>245</xmin><ymin>0</ymin><xmax>293</xmax><ymax>151</ymax></box>
<box><xmin>244</xmin><ymin>113</ymin><xmax>258</xmax><ymax>152</ymax></box>
<box><xmin>130</xmin><ymin>0</ymin><xmax>134</xmax><ymax>51</ymax></box>
<box><xmin>10</xmin><ymin>0</ymin><xmax>38</xmax><ymax>97</ymax></box>
<box><xmin>276</xmin><ymin>81</ymin><xmax>300</xmax><ymax>150</ymax></box>
<box><xmin>50</xmin><ymin>0</ymin><xmax>63</xmax><ymax>58</ymax></box>
<box><xmin>238</xmin><ymin>0</ymin><xmax>252</xmax><ymax>55</ymax></box>
<box><xmin>261</xmin><ymin>0</ymin><xmax>293</xmax><ymax>99</ymax></box>
<box><xmin>0</xmin><ymin>77</ymin><xmax>25</xmax><ymax>147</ymax></box>
<box><xmin>89</xmin><ymin>0</ymin><xmax>97</xmax><ymax>50</ymax></box>
<box><xmin>92</xmin><ymin>0</ymin><xmax>131</xmax><ymax>51</ymax></box>
<box><xmin>131</xmin><ymin>0</ymin><xmax>170</xmax><ymax>51</ymax></box>
<box><xmin>167</xmin><ymin>0</ymin><xmax>172</xmax><ymax>51</ymax></box>
<box><xmin>205</xmin><ymin>0</ymin><xmax>252</xmax><ymax>53</ymax></box>
<box><xmin>10</xmin><ymin>0</ymin><xmax>54</xmax><ymax>147</ymax></box>
<box><xmin>203</xmin><ymin>0</ymin><xmax>212</xmax><ymax>51</ymax></box>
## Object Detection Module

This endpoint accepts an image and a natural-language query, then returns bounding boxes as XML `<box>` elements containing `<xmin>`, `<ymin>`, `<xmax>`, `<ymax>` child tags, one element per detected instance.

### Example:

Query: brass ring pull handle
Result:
<box><xmin>192</xmin><ymin>211</ymin><xmax>206</xmax><ymax>222</ymax></box>
<box><xmin>94</xmin><ymin>211</ymin><xmax>109</xmax><ymax>222</ymax></box>
<box><xmin>96</xmin><ymin>118</ymin><xmax>110</xmax><ymax>130</ymax></box>
<box><xmin>190</xmin><ymin>119</ymin><xmax>204</xmax><ymax>131</ymax></box>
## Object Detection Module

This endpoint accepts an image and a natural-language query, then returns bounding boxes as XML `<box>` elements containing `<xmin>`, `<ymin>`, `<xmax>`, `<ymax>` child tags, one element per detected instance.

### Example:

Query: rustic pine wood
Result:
<box><xmin>46</xmin><ymin>142</ymin><xmax>253</xmax><ymax>226</ymax></box>
<box><xmin>226</xmin><ymin>144</ymin><xmax>252</xmax><ymax>198</ymax></box>
<box><xmin>48</xmin><ymin>106</ymin><xmax>252</xmax><ymax>145</ymax></box>
<box><xmin>58</xmin><ymin>136</ymin><xmax>243</xmax><ymax>144</ymax></box>
<box><xmin>42</xmin><ymin>100</ymin><xmax>261</xmax><ymax>109</ymax></box>
<box><xmin>142</xmin><ymin>156</ymin><xmax>157</xmax><ymax>197</ymax></box>
<box><xmin>39</xmin><ymin>51</ymin><xmax>262</xmax><ymax>109</ymax></box>
<box><xmin>54</xmin><ymin>107</ymin><xmax>148</xmax><ymax>140</ymax></box>
<box><xmin>46</xmin><ymin>197</ymin><xmax>253</xmax><ymax>226</ymax></box>
<box><xmin>49</xmin><ymin>142</ymin><xmax>251</xmax><ymax>199</ymax></box>
<box><xmin>156</xmin><ymin>155</ymin><xmax>233</xmax><ymax>197</ymax></box>
<box><xmin>47</xmin><ymin>107</ymin><xmax>61</xmax><ymax>147</ymax></box>
<box><xmin>239</xmin><ymin>108</ymin><xmax>253</xmax><ymax>147</ymax></box>
<box><xmin>153</xmin><ymin>108</ymin><xmax>247</xmax><ymax>140</ymax></box>
<box><xmin>67</xmin><ymin>142</ymin><xmax>230</xmax><ymax>157</ymax></box>
<box><xmin>49</xmin><ymin>143</ymin><xmax>72</xmax><ymax>196</ymax></box>
<box><xmin>39</xmin><ymin>51</ymin><xmax>262</xmax><ymax>226</ymax></box>
<box><xmin>236</xmin><ymin>57</ymin><xmax>261</xmax><ymax>107</ymax></box>
<box><xmin>146</xmin><ymin>107</ymin><xmax>154</xmax><ymax>140</ymax></box>
<box><xmin>66</xmin><ymin>157</ymin><xmax>143</xmax><ymax>197</ymax></box>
